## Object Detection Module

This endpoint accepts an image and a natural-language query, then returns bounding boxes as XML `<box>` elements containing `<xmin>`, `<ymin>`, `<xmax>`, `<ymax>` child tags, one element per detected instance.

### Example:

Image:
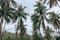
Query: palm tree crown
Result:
<box><xmin>47</xmin><ymin>12</ymin><xmax>60</xmax><ymax>29</ymax></box>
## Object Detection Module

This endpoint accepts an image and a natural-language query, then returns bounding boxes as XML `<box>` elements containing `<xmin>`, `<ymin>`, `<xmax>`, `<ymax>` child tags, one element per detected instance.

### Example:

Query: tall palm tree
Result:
<box><xmin>32</xmin><ymin>1</ymin><xmax>51</xmax><ymax>40</ymax></box>
<box><xmin>31</xmin><ymin>13</ymin><xmax>42</xmax><ymax>40</ymax></box>
<box><xmin>0</xmin><ymin>0</ymin><xmax>16</xmax><ymax>40</ymax></box>
<box><xmin>15</xmin><ymin>5</ymin><xmax>28</xmax><ymax>40</ymax></box>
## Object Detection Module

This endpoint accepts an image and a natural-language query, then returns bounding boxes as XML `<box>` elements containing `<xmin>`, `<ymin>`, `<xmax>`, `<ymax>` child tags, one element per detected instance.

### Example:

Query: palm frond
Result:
<box><xmin>43</xmin><ymin>0</ymin><xmax>47</xmax><ymax>5</ymax></box>
<box><xmin>11</xmin><ymin>0</ymin><xmax>17</xmax><ymax>7</ymax></box>
<box><xmin>47</xmin><ymin>0</ymin><xmax>60</xmax><ymax>8</ymax></box>
<box><xmin>4</xmin><ymin>14</ymin><xmax>10</xmax><ymax>23</ymax></box>
<box><xmin>44</xmin><ymin>15</ymin><xmax>50</xmax><ymax>24</ymax></box>
<box><xmin>48</xmin><ymin>12</ymin><xmax>60</xmax><ymax>29</ymax></box>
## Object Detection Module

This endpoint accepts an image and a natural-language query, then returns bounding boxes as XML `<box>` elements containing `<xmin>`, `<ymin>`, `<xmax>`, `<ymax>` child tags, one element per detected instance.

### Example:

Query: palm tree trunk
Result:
<box><xmin>15</xmin><ymin>30</ymin><xmax>18</xmax><ymax>40</ymax></box>
<box><xmin>0</xmin><ymin>21</ymin><xmax>2</xmax><ymax>40</ymax></box>
<box><xmin>0</xmin><ymin>17</ymin><xmax>2</xmax><ymax>40</ymax></box>
<box><xmin>42</xmin><ymin>16</ymin><xmax>50</xmax><ymax>40</ymax></box>
<box><xmin>1</xmin><ymin>22</ymin><xmax>6</xmax><ymax>40</ymax></box>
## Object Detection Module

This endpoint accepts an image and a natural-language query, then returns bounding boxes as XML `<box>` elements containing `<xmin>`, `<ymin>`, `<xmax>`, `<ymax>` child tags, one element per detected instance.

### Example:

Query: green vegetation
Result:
<box><xmin>0</xmin><ymin>0</ymin><xmax>60</xmax><ymax>40</ymax></box>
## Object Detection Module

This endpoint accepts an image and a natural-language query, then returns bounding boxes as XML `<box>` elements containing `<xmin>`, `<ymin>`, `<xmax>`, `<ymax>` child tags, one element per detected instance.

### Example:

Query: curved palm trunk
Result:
<box><xmin>39</xmin><ymin>30</ymin><xmax>43</xmax><ymax>40</ymax></box>
<box><xmin>1</xmin><ymin>22</ymin><xmax>6</xmax><ymax>40</ymax></box>
<box><xmin>0</xmin><ymin>17</ymin><xmax>3</xmax><ymax>40</ymax></box>
<box><xmin>0</xmin><ymin>20</ymin><xmax>2</xmax><ymax>40</ymax></box>
<box><xmin>42</xmin><ymin>16</ymin><xmax>50</xmax><ymax>40</ymax></box>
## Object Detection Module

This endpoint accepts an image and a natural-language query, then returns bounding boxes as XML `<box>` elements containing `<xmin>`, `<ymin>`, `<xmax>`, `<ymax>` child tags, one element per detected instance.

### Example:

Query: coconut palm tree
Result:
<box><xmin>31</xmin><ymin>13</ymin><xmax>42</xmax><ymax>40</ymax></box>
<box><xmin>15</xmin><ymin>5</ymin><xmax>28</xmax><ymax>40</ymax></box>
<box><xmin>32</xmin><ymin>1</ymin><xmax>51</xmax><ymax>40</ymax></box>
<box><xmin>0</xmin><ymin>0</ymin><xmax>17</xmax><ymax>40</ymax></box>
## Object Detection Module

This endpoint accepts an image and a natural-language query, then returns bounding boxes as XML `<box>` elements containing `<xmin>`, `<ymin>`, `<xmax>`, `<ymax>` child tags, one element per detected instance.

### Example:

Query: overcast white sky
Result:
<box><xmin>4</xmin><ymin>0</ymin><xmax>60</xmax><ymax>35</ymax></box>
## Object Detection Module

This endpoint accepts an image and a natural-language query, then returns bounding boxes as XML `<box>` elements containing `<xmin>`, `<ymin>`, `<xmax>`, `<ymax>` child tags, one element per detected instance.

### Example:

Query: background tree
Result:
<box><xmin>32</xmin><ymin>1</ymin><xmax>54</xmax><ymax>40</ymax></box>
<box><xmin>43</xmin><ymin>0</ymin><xmax>60</xmax><ymax>8</ymax></box>
<box><xmin>31</xmin><ymin>13</ymin><xmax>42</xmax><ymax>40</ymax></box>
<box><xmin>0</xmin><ymin>0</ymin><xmax>17</xmax><ymax>40</ymax></box>
<box><xmin>15</xmin><ymin>5</ymin><xmax>28</xmax><ymax>40</ymax></box>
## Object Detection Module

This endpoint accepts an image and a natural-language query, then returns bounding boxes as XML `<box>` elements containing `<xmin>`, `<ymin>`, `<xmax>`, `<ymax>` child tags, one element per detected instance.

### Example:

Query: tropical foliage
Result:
<box><xmin>0</xmin><ymin>0</ymin><xmax>60</xmax><ymax>40</ymax></box>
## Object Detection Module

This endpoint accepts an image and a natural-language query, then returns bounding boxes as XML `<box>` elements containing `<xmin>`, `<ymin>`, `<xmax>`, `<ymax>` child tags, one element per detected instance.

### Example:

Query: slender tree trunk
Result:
<box><xmin>0</xmin><ymin>19</ymin><xmax>2</xmax><ymax>40</ymax></box>
<box><xmin>15</xmin><ymin>30</ymin><xmax>18</xmax><ymax>40</ymax></box>
<box><xmin>39</xmin><ymin>30</ymin><xmax>43</xmax><ymax>40</ymax></box>
<box><xmin>1</xmin><ymin>22</ymin><xmax>6</xmax><ymax>40</ymax></box>
<box><xmin>42</xmin><ymin>16</ymin><xmax>50</xmax><ymax>40</ymax></box>
<box><xmin>0</xmin><ymin>17</ymin><xmax>3</xmax><ymax>40</ymax></box>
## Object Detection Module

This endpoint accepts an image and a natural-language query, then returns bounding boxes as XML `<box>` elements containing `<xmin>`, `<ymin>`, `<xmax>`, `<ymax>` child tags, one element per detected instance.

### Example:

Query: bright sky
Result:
<box><xmin>4</xmin><ymin>0</ymin><xmax>60</xmax><ymax>35</ymax></box>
